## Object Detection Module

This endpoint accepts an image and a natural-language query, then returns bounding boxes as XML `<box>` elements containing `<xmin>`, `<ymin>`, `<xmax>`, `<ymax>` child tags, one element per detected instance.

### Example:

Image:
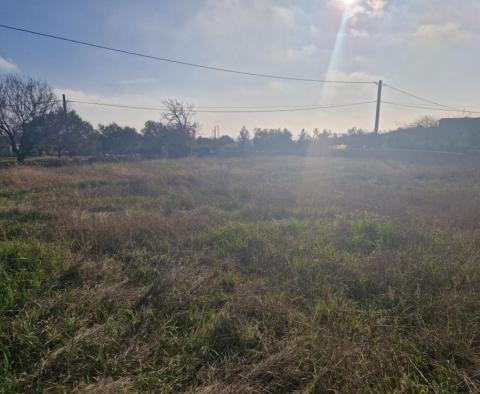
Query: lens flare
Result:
<box><xmin>318</xmin><ymin>0</ymin><xmax>357</xmax><ymax>103</ymax></box>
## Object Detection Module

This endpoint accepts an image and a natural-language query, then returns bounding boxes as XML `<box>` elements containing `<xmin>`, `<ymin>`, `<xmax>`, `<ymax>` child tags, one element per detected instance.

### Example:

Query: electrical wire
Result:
<box><xmin>0</xmin><ymin>24</ymin><xmax>376</xmax><ymax>85</ymax></box>
<box><xmin>67</xmin><ymin>99</ymin><xmax>368</xmax><ymax>110</ymax></box>
<box><xmin>382</xmin><ymin>101</ymin><xmax>480</xmax><ymax>114</ymax></box>
<box><xmin>3</xmin><ymin>24</ymin><xmax>480</xmax><ymax>116</ymax></box>
<box><xmin>68</xmin><ymin>100</ymin><xmax>169</xmax><ymax>111</ymax></box>
<box><xmin>178</xmin><ymin>101</ymin><xmax>377</xmax><ymax>113</ymax></box>
<box><xmin>176</xmin><ymin>103</ymin><xmax>346</xmax><ymax>109</ymax></box>
<box><xmin>68</xmin><ymin>99</ymin><xmax>376</xmax><ymax>113</ymax></box>
<box><xmin>383</xmin><ymin>84</ymin><xmax>463</xmax><ymax>110</ymax></box>
<box><xmin>5</xmin><ymin>24</ymin><xmax>479</xmax><ymax>117</ymax></box>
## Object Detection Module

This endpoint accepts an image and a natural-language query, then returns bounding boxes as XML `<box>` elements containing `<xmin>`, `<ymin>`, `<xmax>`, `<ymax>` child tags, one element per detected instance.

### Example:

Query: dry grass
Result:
<box><xmin>1</xmin><ymin>156</ymin><xmax>480</xmax><ymax>393</ymax></box>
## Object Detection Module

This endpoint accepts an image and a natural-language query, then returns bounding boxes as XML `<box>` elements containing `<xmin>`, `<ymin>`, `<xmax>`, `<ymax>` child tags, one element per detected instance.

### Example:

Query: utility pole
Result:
<box><xmin>62</xmin><ymin>94</ymin><xmax>67</xmax><ymax>116</ymax></box>
<box><xmin>59</xmin><ymin>94</ymin><xmax>67</xmax><ymax>158</ymax></box>
<box><xmin>374</xmin><ymin>80</ymin><xmax>383</xmax><ymax>133</ymax></box>
<box><xmin>212</xmin><ymin>125</ymin><xmax>220</xmax><ymax>139</ymax></box>
<box><xmin>212</xmin><ymin>125</ymin><xmax>218</xmax><ymax>139</ymax></box>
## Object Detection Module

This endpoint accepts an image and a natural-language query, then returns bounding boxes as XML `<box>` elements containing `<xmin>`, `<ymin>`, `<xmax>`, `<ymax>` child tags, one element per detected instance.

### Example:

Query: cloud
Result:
<box><xmin>284</xmin><ymin>44</ymin><xmax>318</xmax><ymax>62</ymax></box>
<box><xmin>0</xmin><ymin>56</ymin><xmax>19</xmax><ymax>72</ymax></box>
<box><xmin>271</xmin><ymin>6</ymin><xmax>296</xmax><ymax>27</ymax></box>
<box><xmin>266</xmin><ymin>80</ymin><xmax>285</xmax><ymax>92</ymax></box>
<box><xmin>310</xmin><ymin>24</ymin><xmax>320</xmax><ymax>38</ymax></box>
<box><xmin>190</xmin><ymin>1</ymin><xmax>317</xmax><ymax>67</ymax></box>
<box><xmin>358</xmin><ymin>0</ymin><xmax>386</xmax><ymax>14</ymax></box>
<box><xmin>118</xmin><ymin>78</ymin><xmax>160</xmax><ymax>85</ymax></box>
<box><xmin>341</xmin><ymin>0</ymin><xmax>387</xmax><ymax>19</ymax></box>
<box><xmin>354</xmin><ymin>55</ymin><xmax>367</xmax><ymax>65</ymax></box>
<box><xmin>329</xmin><ymin>70</ymin><xmax>381</xmax><ymax>84</ymax></box>
<box><xmin>414</xmin><ymin>22</ymin><xmax>470</xmax><ymax>43</ymax></box>
<box><xmin>369</xmin><ymin>0</ymin><xmax>386</xmax><ymax>12</ymax></box>
<box><xmin>350</xmin><ymin>28</ymin><xmax>370</xmax><ymax>39</ymax></box>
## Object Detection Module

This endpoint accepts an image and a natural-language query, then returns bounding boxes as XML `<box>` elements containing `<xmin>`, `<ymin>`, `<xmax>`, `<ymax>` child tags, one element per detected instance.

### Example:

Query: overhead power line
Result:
<box><xmin>68</xmin><ymin>100</ymin><xmax>169</xmax><ymax>111</ymax></box>
<box><xmin>151</xmin><ymin>101</ymin><xmax>377</xmax><ymax>113</ymax></box>
<box><xmin>383</xmin><ymin>101</ymin><xmax>480</xmax><ymax>114</ymax></box>
<box><xmin>0</xmin><ymin>24</ymin><xmax>376</xmax><ymax>85</ymax></box>
<box><xmin>177</xmin><ymin>103</ymin><xmax>357</xmax><ymax>109</ymax></box>
<box><xmin>68</xmin><ymin>99</ymin><xmax>376</xmax><ymax>113</ymax></box>
<box><xmin>383</xmin><ymin>84</ymin><xmax>463</xmax><ymax>110</ymax></box>
<box><xmin>67</xmin><ymin>99</ymin><xmax>369</xmax><ymax>110</ymax></box>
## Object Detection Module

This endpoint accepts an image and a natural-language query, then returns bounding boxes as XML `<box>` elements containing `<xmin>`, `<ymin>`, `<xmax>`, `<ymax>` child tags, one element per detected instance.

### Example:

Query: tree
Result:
<box><xmin>0</xmin><ymin>74</ymin><xmax>58</xmax><ymax>162</ymax></box>
<box><xmin>141</xmin><ymin>120</ymin><xmax>169</xmax><ymax>155</ymax></box>
<box><xmin>143</xmin><ymin>120</ymin><xmax>168</xmax><ymax>138</ymax></box>
<box><xmin>297</xmin><ymin>129</ymin><xmax>312</xmax><ymax>143</ymax></box>
<box><xmin>160</xmin><ymin>100</ymin><xmax>198</xmax><ymax>157</ymax></box>
<box><xmin>0</xmin><ymin>135</ymin><xmax>9</xmax><ymax>156</ymax></box>
<box><xmin>347</xmin><ymin>127</ymin><xmax>366</xmax><ymax>136</ymax></box>
<box><xmin>237</xmin><ymin>126</ymin><xmax>251</xmax><ymax>147</ymax></box>
<box><xmin>217</xmin><ymin>135</ymin><xmax>234</xmax><ymax>145</ymax></box>
<box><xmin>62</xmin><ymin>111</ymin><xmax>97</xmax><ymax>156</ymax></box>
<box><xmin>408</xmin><ymin>116</ymin><xmax>439</xmax><ymax>129</ymax></box>
<box><xmin>162</xmin><ymin>127</ymin><xmax>192</xmax><ymax>158</ymax></box>
<box><xmin>41</xmin><ymin>109</ymin><xmax>64</xmax><ymax>157</ymax></box>
<box><xmin>162</xmin><ymin>99</ymin><xmax>198</xmax><ymax>138</ymax></box>
<box><xmin>98</xmin><ymin>123</ymin><xmax>141</xmax><ymax>155</ymax></box>
<box><xmin>42</xmin><ymin>109</ymin><xmax>97</xmax><ymax>157</ymax></box>
<box><xmin>253</xmin><ymin>128</ymin><xmax>294</xmax><ymax>153</ymax></box>
<box><xmin>297</xmin><ymin>129</ymin><xmax>312</xmax><ymax>154</ymax></box>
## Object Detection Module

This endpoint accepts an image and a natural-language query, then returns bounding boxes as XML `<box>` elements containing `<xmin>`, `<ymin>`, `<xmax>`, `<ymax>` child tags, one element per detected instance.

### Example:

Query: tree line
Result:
<box><xmin>1</xmin><ymin>74</ymin><xmax>479</xmax><ymax>162</ymax></box>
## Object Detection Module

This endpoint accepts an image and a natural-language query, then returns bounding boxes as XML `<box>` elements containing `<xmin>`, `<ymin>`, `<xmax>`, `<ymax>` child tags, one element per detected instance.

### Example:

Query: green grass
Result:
<box><xmin>0</xmin><ymin>240</ymin><xmax>60</xmax><ymax>311</ymax></box>
<box><xmin>0</xmin><ymin>156</ymin><xmax>479</xmax><ymax>393</ymax></box>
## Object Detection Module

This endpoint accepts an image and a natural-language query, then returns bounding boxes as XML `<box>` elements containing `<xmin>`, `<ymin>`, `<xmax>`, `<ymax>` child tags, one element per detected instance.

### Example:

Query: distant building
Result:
<box><xmin>439</xmin><ymin>117</ymin><xmax>480</xmax><ymax>132</ymax></box>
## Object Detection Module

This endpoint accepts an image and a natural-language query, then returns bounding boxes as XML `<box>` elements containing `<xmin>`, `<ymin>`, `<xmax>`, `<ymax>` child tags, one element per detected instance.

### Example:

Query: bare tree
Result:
<box><xmin>162</xmin><ymin>99</ymin><xmax>199</xmax><ymax>138</ymax></box>
<box><xmin>408</xmin><ymin>116</ymin><xmax>439</xmax><ymax>129</ymax></box>
<box><xmin>0</xmin><ymin>74</ymin><xmax>58</xmax><ymax>162</ymax></box>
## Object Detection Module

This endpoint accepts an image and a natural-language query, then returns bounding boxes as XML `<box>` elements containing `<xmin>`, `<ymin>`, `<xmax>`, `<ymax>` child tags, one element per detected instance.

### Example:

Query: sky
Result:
<box><xmin>1</xmin><ymin>0</ymin><xmax>479</xmax><ymax>137</ymax></box>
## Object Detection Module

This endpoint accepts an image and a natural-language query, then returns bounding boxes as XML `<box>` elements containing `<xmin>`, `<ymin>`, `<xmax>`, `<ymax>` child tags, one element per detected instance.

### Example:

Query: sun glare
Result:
<box><xmin>341</xmin><ymin>0</ymin><xmax>357</xmax><ymax>6</ymax></box>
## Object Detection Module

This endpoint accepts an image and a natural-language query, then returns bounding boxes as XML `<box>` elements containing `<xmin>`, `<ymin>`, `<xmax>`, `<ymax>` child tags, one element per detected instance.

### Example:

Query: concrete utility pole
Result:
<box><xmin>62</xmin><ymin>94</ymin><xmax>67</xmax><ymax>116</ymax></box>
<box><xmin>374</xmin><ymin>80</ymin><xmax>383</xmax><ymax>133</ymax></box>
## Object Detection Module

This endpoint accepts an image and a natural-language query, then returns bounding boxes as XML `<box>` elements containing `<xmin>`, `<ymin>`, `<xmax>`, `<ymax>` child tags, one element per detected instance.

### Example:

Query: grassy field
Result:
<box><xmin>1</xmin><ymin>156</ymin><xmax>480</xmax><ymax>393</ymax></box>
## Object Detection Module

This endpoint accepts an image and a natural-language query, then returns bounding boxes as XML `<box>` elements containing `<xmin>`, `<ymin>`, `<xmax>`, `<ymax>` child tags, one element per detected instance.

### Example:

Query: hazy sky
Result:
<box><xmin>1</xmin><ymin>0</ymin><xmax>479</xmax><ymax>136</ymax></box>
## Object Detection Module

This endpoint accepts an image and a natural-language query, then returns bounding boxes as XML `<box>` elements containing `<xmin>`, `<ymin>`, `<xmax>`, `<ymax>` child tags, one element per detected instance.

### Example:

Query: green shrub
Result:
<box><xmin>344</xmin><ymin>216</ymin><xmax>402</xmax><ymax>253</ymax></box>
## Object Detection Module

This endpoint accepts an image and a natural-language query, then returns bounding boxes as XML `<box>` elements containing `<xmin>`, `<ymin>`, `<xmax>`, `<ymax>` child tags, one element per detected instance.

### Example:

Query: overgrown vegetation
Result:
<box><xmin>1</xmin><ymin>156</ymin><xmax>480</xmax><ymax>392</ymax></box>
